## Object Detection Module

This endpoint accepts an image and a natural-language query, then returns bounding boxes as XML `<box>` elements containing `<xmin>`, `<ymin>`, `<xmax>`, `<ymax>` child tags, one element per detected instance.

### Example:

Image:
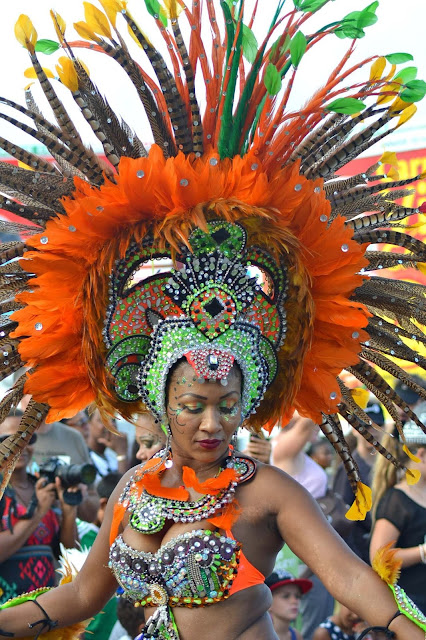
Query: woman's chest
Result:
<box><xmin>110</xmin><ymin>526</ymin><xmax>240</xmax><ymax>606</ymax></box>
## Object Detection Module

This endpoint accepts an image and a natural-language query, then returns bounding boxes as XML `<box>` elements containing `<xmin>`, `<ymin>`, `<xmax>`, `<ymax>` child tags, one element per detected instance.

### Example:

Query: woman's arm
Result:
<box><xmin>0</xmin><ymin>469</ymin><xmax>132</xmax><ymax>637</ymax></box>
<box><xmin>370</xmin><ymin>518</ymin><xmax>425</xmax><ymax>568</ymax></box>
<box><xmin>267</xmin><ymin>467</ymin><xmax>424</xmax><ymax>640</ymax></box>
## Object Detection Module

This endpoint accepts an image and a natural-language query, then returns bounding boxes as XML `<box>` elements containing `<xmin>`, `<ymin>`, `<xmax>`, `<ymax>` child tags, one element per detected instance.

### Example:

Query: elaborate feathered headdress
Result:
<box><xmin>1</xmin><ymin>0</ymin><xmax>426</xmax><ymax>516</ymax></box>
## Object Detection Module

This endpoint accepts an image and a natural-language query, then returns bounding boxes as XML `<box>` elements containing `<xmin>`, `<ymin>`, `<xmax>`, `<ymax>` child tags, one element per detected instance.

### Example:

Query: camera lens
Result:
<box><xmin>58</xmin><ymin>463</ymin><xmax>96</xmax><ymax>486</ymax></box>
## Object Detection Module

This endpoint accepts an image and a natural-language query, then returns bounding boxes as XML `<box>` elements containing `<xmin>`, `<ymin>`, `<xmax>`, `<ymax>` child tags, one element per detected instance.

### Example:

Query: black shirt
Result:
<box><xmin>333</xmin><ymin>451</ymin><xmax>372</xmax><ymax>563</ymax></box>
<box><xmin>376</xmin><ymin>487</ymin><xmax>426</xmax><ymax>613</ymax></box>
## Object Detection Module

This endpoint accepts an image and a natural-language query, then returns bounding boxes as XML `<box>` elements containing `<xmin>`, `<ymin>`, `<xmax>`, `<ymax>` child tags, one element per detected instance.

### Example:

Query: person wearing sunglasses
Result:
<box><xmin>0</xmin><ymin>412</ymin><xmax>79</xmax><ymax>605</ymax></box>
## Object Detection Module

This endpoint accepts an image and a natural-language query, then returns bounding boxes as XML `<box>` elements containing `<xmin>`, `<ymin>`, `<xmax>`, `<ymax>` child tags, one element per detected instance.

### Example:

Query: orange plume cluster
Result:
<box><xmin>12</xmin><ymin>145</ymin><xmax>369</xmax><ymax>428</ymax></box>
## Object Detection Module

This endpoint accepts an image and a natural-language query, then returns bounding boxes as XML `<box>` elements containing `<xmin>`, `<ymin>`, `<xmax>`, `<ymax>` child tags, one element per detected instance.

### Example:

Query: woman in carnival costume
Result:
<box><xmin>0</xmin><ymin>1</ymin><xmax>426</xmax><ymax>638</ymax></box>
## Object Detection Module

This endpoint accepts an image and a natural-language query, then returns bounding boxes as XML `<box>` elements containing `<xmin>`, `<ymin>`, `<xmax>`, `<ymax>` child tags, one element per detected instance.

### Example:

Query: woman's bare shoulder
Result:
<box><xmin>241</xmin><ymin>459</ymin><xmax>311</xmax><ymax>515</ymax></box>
<box><xmin>251</xmin><ymin>458</ymin><xmax>303</xmax><ymax>489</ymax></box>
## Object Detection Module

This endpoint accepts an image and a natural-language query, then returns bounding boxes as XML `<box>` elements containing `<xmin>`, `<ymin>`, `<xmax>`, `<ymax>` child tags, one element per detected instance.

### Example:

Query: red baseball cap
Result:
<box><xmin>265</xmin><ymin>570</ymin><xmax>313</xmax><ymax>595</ymax></box>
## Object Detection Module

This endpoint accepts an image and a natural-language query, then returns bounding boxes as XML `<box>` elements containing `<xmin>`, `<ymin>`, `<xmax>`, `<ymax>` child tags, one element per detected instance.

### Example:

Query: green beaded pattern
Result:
<box><xmin>390</xmin><ymin>584</ymin><xmax>426</xmax><ymax>631</ymax></box>
<box><xmin>138</xmin><ymin>318</ymin><xmax>268</xmax><ymax>419</ymax></box>
<box><xmin>104</xmin><ymin>221</ymin><xmax>287</xmax><ymax>416</ymax></box>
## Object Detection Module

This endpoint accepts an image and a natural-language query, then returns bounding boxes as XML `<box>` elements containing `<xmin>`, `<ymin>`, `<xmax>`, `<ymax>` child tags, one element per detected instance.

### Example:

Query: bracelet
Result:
<box><xmin>419</xmin><ymin>543</ymin><xmax>426</xmax><ymax>564</ymax></box>
<box><xmin>357</xmin><ymin>610</ymin><xmax>402</xmax><ymax>640</ymax></box>
<box><xmin>116</xmin><ymin>454</ymin><xmax>126</xmax><ymax>462</ymax></box>
<box><xmin>27</xmin><ymin>598</ymin><xmax>58</xmax><ymax>640</ymax></box>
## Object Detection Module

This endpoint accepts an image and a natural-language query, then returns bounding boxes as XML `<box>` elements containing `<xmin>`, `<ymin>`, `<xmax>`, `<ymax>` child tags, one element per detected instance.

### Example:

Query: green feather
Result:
<box><xmin>218</xmin><ymin>1</ymin><xmax>244</xmax><ymax>159</ymax></box>
<box><xmin>228</xmin><ymin>2</ymin><xmax>286</xmax><ymax>157</ymax></box>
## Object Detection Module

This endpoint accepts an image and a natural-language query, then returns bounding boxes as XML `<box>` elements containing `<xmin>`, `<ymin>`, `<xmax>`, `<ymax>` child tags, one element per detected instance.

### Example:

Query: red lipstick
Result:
<box><xmin>198</xmin><ymin>439</ymin><xmax>222</xmax><ymax>449</ymax></box>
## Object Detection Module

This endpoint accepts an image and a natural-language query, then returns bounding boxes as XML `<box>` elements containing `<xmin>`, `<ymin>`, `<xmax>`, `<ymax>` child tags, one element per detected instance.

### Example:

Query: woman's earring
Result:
<box><xmin>160</xmin><ymin>415</ymin><xmax>173</xmax><ymax>468</ymax></box>
<box><xmin>231</xmin><ymin>431</ymin><xmax>238</xmax><ymax>449</ymax></box>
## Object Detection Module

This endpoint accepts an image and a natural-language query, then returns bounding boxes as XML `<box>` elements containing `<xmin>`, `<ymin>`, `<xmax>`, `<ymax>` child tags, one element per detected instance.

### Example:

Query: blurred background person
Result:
<box><xmin>370</xmin><ymin>419</ymin><xmax>426</xmax><ymax>614</ymax></box>
<box><xmin>266</xmin><ymin>570</ymin><xmax>312</xmax><ymax>640</ymax></box>
<box><xmin>312</xmin><ymin>603</ymin><xmax>363</xmax><ymax>640</ymax></box>
<box><xmin>74</xmin><ymin>472</ymin><xmax>122</xmax><ymax>640</ymax></box>
<box><xmin>272</xmin><ymin>413</ymin><xmax>332</xmax><ymax>640</ymax></box>
<box><xmin>332</xmin><ymin>400</ymin><xmax>385</xmax><ymax>563</ymax></box>
<box><xmin>306</xmin><ymin>440</ymin><xmax>334</xmax><ymax>478</ymax></box>
<box><xmin>109</xmin><ymin>596</ymin><xmax>146</xmax><ymax>640</ymax></box>
<box><xmin>19</xmin><ymin>395</ymin><xmax>93</xmax><ymax>470</ymax></box>
<box><xmin>76</xmin><ymin>472</ymin><xmax>122</xmax><ymax>549</ymax></box>
<box><xmin>62</xmin><ymin>411</ymin><xmax>90</xmax><ymax>442</ymax></box>
<box><xmin>242</xmin><ymin>432</ymin><xmax>272</xmax><ymax>464</ymax></box>
<box><xmin>394</xmin><ymin>377</ymin><xmax>425</xmax><ymax>424</ymax></box>
<box><xmin>0</xmin><ymin>412</ymin><xmax>78</xmax><ymax>605</ymax></box>
<box><xmin>85</xmin><ymin>409</ymin><xmax>128</xmax><ymax>479</ymax></box>
<box><xmin>273</xmin><ymin>413</ymin><xmax>328</xmax><ymax>499</ymax></box>
<box><xmin>132</xmin><ymin>413</ymin><xmax>166</xmax><ymax>464</ymax></box>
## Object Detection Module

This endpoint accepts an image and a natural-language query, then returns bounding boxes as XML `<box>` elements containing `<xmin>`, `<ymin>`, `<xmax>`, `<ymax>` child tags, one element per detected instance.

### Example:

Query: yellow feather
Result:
<box><xmin>406</xmin><ymin>467</ymin><xmax>421</xmax><ymax>485</ymax></box>
<box><xmin>98</xmin><ymin>0</ymin><xmax>128</xmax><ymax>29</ymax></box>
<box><xmin>403</xmin><ymin>444</ymin><xmax>420</xmax><ymax>463</ymax></box>
<box><xmin>397</xmin><ymin>103</ymin><xmax>417</xmax><ymax>127</ymax></box>
<box><xmin>126</xmin><ymin>22</ymin><xmax>152</xmax><ymax>49</ymax></box>
<box><xmin>24</xmin><ymin>67</ymin><xmax>55</xmax><ymax>79</ymax></box>
<box><xmin>369</xmin><ymin>56</ymin><xmax>386</xmax><ymax>82</ymax></box>
<box><xmin>384</xmin><ymin>64</ymin><xmax>397</xmax><ymax>81</ymax></box>
<box><xmin>417</xmin><ymin>262</ymin><xmax>426</xmax><ymax>275</ymax></box>
<box><xmin>50</xmin><ymin>10</ymin><xmax>66</xmax><ymax>43</ymax></box>
<box><xmin>372</xmin><ymin>542</ymin><xmax>401</xmax><ymax>586</ymax></box>
<box><xmin>386</xmin><ymin>167</ymin><xmax>399</xmax><ymax>180</ymax></box>
<box><xmin>83</xmin><ymin>2</ymin><xmax>112</xmax><ymax>39</ymax></box>
<box><xmin>14</xmin><ymin>15</ymin><xmax>37</xmax><ymax>51</ymax></box>
<box><xmin>163</xmin><ymin>0</ymin><xmax>183</xmax><ymax>19</ymax></box>
<box><xmin>389</xmin><ymin>96</ymin><xmax>413</xmax><ymax>114</ymax></box>
<box><xmin>345</xmin><ymin>482</ymin><xmax>372</xmax><ymax>521</ymax></box>
<box><xmin>380</xmin><ymin>151</ymin><xmax>398</xmax><ymax>166</ymax></box>
<box><xmin>350</xmin><ymin>387</ymin><xmax>369</xmax><ymax>409</ymax></box>
<box><xmin>56</xmin><ymin>57</ymin><xmax>79</xmax><ymax>93</ymax></box>
<box><xmin>73</xmin><ymin>21</ymin><xmax>101</xmax><ymax>43</ymax></box>
<box><xmin>376</xmin><ymin>81</ymin><xmax>400</xmax><ymax>105</ymax></box>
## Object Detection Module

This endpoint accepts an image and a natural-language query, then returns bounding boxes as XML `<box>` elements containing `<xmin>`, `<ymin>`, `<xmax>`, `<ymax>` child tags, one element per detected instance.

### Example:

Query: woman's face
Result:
<box><xmin>166</xmin><ymin>361</ymin><xmax>242</xmax><ymax>463</ymax></box>
<box><xmin>135</xmin><ymin>415</ymin><xmax>165</xmax><ymax>462</ymax></box>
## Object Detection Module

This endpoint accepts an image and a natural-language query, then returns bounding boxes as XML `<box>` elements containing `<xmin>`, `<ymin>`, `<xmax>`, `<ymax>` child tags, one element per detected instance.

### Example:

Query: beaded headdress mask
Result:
<box><xmin>0</xmin><ymin>0</ymin><xmax>426</xmax><ymax>517</ymax></box>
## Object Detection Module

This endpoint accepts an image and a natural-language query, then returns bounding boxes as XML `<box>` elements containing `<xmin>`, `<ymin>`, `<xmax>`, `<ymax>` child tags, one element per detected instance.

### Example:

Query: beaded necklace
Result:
<box><xmin>119</xmin><ymin>451</ymin><xmax>256</xmax><ymax>535</ymax></box>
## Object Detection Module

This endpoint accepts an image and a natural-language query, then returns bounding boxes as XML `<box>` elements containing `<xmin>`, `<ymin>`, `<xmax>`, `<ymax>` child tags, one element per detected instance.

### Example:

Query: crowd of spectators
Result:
<box><xmin>0</xmin><ymin>382</ymin><xmax>425</xmax><ymax>640</ymax></box>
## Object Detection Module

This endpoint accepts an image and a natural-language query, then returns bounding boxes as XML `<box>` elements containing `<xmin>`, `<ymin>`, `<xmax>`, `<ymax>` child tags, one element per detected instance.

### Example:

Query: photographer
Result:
<box><xmin>0</xmin><ymin>413</ymin><xmax>79</xmax><ymax>604</ymax></box>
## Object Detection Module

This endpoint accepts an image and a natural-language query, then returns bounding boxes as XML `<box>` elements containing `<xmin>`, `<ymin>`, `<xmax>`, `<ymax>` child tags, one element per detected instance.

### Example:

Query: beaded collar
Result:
<box><xmin>118</xmin><ymin>452</ymin><xmax>256</xmax><ymax>535</ymax></box>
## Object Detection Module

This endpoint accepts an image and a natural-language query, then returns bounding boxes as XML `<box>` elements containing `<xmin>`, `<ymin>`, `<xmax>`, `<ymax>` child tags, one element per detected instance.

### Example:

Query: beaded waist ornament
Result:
<box><xmin>0</xmin><ymin>0</ymin><xmax>426</xmax><ymax>635</ymax></box>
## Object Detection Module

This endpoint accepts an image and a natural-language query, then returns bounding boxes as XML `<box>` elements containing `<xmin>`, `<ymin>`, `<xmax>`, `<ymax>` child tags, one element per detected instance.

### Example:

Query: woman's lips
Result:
<box><xmin>197</xmin><ymin>439</ymin><xmax>222</xmax><ymax>449</ymax></box>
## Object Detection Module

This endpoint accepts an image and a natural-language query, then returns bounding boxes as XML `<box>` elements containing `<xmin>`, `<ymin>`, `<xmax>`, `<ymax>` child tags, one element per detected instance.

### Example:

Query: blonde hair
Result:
<box><xmin>371</xmin><ymin>431</ymin><xmax>423</xmax><ymax>521</ymax></box>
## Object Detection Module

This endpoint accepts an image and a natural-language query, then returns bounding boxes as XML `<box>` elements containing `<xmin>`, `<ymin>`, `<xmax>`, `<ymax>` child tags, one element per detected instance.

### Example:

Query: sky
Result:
<box><xmin>0</xmin><ymin>0</ymin><xmax>425</xmax><ymax>152</ymax></box>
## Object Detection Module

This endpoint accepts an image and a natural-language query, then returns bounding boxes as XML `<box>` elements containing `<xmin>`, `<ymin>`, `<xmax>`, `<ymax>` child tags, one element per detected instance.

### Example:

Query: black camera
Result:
<box><xmin>38</xmin><ymin>457</ymin><xmax>96</xmax><ymax>506</ymax></box>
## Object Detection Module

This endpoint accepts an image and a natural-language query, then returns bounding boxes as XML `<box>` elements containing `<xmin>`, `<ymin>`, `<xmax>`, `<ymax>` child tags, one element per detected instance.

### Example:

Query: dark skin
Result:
<box><xmin>0</xmin><ymin>363</ymin><xmax>423</xmax><ymax>639</ymax></box>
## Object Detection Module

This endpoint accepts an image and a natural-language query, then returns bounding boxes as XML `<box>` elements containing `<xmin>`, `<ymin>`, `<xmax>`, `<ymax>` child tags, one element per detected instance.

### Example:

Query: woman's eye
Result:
<box><xmin>219</xmin><ymin>403</ymin><xmax>239</xmax><ymax>416</ymax></box>
<box><xmin>140</xmin><ymin>439</ymin><xmax>154</xmax><ymax>448</ymax></box>
<box><xmin>182</xmin><ymin>403</ymin><xmax>204</xmax><ymax>414</ymax></box>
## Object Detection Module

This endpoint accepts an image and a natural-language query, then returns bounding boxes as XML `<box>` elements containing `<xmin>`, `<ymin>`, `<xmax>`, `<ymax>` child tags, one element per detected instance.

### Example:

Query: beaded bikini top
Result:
<box><xmin>109</xmin><ymin>529</ymin><xmax>240</xmax><ymax>608</ymax></box>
